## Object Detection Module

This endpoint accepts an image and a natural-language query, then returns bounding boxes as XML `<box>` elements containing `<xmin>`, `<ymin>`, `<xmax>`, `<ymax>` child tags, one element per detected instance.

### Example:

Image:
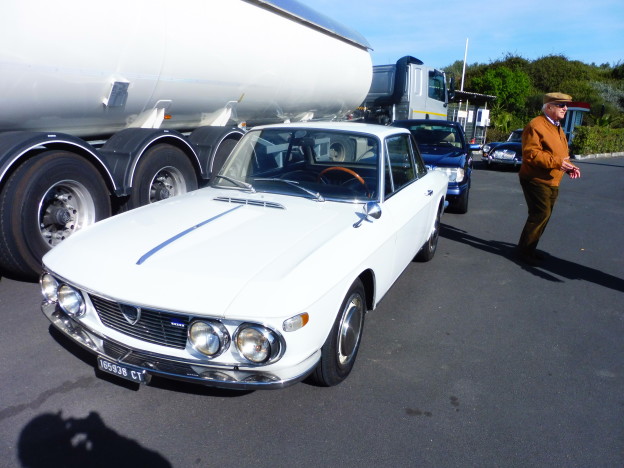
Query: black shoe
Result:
<box><xmin>516</xmin><ymin>250</ymin><xmax>541</xmax><ymax>266</ymax></box>
<box><xmin>534</xmin><ymin>250</ymin><xmax>549</xmax><ymax>260</ymax></box>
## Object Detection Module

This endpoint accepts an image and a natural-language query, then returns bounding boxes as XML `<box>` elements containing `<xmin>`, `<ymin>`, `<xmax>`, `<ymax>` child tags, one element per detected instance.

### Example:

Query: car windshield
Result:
<box><xmin>403</xmin><ymin>124</ymin><xmax>464</xmax><ymax>149</ymax></box>
<box><xmin>214</xmin><ymin>128</ymin><xmax>380</xmax><ymax>202</ymax></box>
<box><xmin>508</xmin><ymin>130</ymin><xmax>523</xmax><ymax>142</ymax></box>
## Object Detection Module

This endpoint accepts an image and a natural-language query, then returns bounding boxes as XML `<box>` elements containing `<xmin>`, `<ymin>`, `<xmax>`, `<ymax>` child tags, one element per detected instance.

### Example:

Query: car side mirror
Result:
<box><xmin>354</xmin><ymin>202</ymin><xmax>382</xmax><ymax>228</ymax></box>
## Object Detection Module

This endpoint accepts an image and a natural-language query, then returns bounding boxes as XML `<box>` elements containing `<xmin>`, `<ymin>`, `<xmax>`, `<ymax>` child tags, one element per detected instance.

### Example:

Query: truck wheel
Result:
<box><xmin>0</xmin><ymin>151</ymin><xmax>111</xmax><ymax>280</ymax></box>
<box><xmin>123</xmin><ymin>144</ymin><xmax>198</xmax><ymax>210</ymax></box>
<box><xmin>310</xmin><ymin>279</ymin><xmax>366</xmax><ymax>387</ymax></box>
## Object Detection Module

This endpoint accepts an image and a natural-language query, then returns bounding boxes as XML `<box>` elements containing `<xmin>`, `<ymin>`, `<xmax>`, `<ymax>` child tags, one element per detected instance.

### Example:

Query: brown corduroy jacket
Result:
<box><xmin>519</xmin><ymin>114</ymin><xmax>571</xmax><ymax>186</ymax></box>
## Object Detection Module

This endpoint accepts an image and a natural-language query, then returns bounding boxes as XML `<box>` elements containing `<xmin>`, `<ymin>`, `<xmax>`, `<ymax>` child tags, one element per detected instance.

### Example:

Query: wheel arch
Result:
<box><xmin>188</xmin><ymin>126</ymin><xmax>245</xmax><ymax>179</ymax></box>
<box><xmin>0</xmin><ymin>131</ymin><xmax>117</xmax><ymax>195</ymax></box>
<box><xmin>98</xmin><ymin>128</ymin><xmax>202</xmax><ymax>196</ymax></box>
<box><xmin>358</xmin><ymin>268</ymin><xmax>376</xmax><ymax>311</ymax></box>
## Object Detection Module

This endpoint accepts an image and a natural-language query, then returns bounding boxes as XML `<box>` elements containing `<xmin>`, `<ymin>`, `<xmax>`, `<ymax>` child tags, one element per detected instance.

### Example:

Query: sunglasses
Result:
<box><xmin>551</xmin><ymin>103</ymin><xmax>568</xmax><ymax>108</ymax></box>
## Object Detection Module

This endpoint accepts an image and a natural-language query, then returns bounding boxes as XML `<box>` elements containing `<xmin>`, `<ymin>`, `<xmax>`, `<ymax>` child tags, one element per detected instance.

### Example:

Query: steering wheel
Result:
<box><xmin>317</xmin><ymin>166</ymin><xmax>369</xmax><ymax>193</ymax></box>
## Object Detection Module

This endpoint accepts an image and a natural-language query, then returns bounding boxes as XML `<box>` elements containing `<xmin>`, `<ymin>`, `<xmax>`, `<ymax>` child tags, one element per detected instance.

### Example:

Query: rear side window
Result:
<box><xmin>384</xmin><ymin>134</ymin><xmax>417</xmax><ymax>196</ymax></box>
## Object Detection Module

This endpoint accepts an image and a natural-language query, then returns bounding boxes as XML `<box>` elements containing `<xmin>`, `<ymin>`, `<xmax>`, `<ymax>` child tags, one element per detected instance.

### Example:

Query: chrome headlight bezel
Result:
<box><xmin>188</xmin><ymin>320</ymin><xmax>231</xmax><ymax>357</ymax></box>
<box><xmin>234</xmin><ymin>324</ymin><xmax>283</xmax><ymax>364</ymax></box>
<box><xmin>58</xmin><ymin>284</ymin><xmax>86</xmax><ymax>318</ymax></box>
<box><xmin>40</xmin><ymin>273</ymin><xmax>60</xmax><ymax>303</ymax></box>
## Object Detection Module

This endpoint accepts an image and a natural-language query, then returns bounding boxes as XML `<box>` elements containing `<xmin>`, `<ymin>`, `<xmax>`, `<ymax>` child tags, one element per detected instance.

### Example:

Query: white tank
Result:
<box><xmin>0</xmin><ymin>0</ymin><xmax>372</xmax><ymax>137</ymax></box>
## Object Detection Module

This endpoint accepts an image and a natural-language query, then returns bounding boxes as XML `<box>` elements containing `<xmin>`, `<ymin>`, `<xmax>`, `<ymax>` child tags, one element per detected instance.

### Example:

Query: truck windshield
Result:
<box><xmin>216</xmin><ymin>128</ymin><xmax>380</xmax><ymax>202</ymax></box>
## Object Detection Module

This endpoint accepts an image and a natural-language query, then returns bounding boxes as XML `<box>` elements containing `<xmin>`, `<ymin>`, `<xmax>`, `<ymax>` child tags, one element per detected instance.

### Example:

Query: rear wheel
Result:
<box><xmin>311</xmin><ymin>279</ymin><xmax>366</xmax><ymax>387</ymax></box>
<box><xmin>123</xmin><ymin>144</ymin><xmax>197</xmax><ymax>210</ymax></box>
<box><xmin>415</xmin><ymin>203</ymin><xmax>442</xmax><ymax>262</ymax></box>
<box><xmin>0</xmin><ymin>151</ymin><xmax>111</xmax><ymax>280</ymax></box>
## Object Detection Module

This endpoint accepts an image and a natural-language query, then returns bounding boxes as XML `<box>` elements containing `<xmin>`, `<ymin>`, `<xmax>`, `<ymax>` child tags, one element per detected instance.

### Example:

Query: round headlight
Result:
<box><xmin>58</xmin><ymin>285</ymin><xmax>85</xmax><ymax>317</ymax></box>
<box><xmin>40</xmin><ymin>273</ymin><xmax>59</xmax><ymax>303</ymax></box>
<box><xmin>188</xmin><ymin>321</ymin><xmax>230</xmax><ymax>357</ymax></box>
<box><xmin>235</xmin><ymin>325</ymin><xmax>281</xmax><ymax>364</ymax></box>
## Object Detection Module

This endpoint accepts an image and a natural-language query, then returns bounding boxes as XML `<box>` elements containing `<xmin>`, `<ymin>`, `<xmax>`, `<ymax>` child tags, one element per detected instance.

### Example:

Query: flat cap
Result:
<box><xmin>544</xmin><ymin>92</ymin><xmax>572</xmax><ymax>104</ymax></box>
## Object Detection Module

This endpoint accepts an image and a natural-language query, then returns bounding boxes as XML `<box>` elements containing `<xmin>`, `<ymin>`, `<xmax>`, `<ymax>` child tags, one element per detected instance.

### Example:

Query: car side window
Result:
<box><xmin>410</xmin><ymin>135</ymin><xmax>427</xmax><ymax>177</ymax></box>
<box><xmin>384</xmin><ymin>134</ymin><xmax>417</xmax><ymax>197</ymax></box>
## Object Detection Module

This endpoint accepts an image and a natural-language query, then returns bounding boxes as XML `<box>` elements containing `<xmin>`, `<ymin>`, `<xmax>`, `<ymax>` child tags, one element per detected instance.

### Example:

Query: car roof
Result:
<box><xmin>251</xmin><ymin>121</ymin><xmax>411</xmax><ymax>138</ymax></box>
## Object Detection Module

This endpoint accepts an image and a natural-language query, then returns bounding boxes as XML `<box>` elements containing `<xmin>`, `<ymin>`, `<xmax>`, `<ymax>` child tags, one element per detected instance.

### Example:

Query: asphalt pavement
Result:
<box><xmin>0</xmin><ymin>156</ymin><xmax>622</xmax><ymax>467</ymax></box>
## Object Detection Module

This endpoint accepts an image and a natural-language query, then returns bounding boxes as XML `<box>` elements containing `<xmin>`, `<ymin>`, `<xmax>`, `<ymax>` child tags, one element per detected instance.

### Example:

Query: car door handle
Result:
<box><xmin>425</xmin><ymin>190</ymin><xmax>433</xmax><ymax>196</ymax></box>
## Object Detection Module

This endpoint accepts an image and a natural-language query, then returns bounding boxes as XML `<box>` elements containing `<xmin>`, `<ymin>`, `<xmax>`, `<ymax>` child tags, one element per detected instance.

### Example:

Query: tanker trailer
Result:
<box><xmin>0</xmin><ymin>0</ymin><xmax>372</xmax><ymax>280</ymax></box>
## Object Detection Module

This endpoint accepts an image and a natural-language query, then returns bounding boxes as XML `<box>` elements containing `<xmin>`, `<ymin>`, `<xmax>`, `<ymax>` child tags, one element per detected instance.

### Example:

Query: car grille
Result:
<box><xmin>90</xmin><ymin>295</ymin><xmax>189</xmax><ymax>349</ymax></box>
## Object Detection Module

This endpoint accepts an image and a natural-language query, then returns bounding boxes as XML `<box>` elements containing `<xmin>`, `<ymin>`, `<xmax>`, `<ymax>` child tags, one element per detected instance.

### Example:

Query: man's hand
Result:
<box><xmin>562</xmin><ymin>159</ymin><xmax>581</xmax><ymax>179</ymax></box>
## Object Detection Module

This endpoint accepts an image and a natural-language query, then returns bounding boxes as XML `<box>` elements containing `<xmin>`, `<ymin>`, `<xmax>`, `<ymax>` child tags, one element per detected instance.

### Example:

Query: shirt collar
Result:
<box><xmin>544</xmin><ymin>114</ymin><xmax>560</xmax><ymax>127</ymax></box>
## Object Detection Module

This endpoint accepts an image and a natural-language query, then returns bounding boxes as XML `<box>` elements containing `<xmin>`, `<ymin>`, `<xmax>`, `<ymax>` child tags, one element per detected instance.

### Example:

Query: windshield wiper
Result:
<box><xmin>214</xmin><ymin>175</ymin><xmax>255</xmax><ymax>193</ymax></box>
<box><xmin>253</xmin><ymin>178</ymin><xmax>325</xmax><ymax>202</ymax></box>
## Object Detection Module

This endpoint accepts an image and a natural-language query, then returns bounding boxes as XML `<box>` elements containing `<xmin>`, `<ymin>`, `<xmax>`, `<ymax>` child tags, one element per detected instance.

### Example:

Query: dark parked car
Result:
<box><xmin>392</xmin><ymin>119</ymin><xmax>472</xmax><ymax>213</ymax></box>
<box><xmin>482</xmin><ymin>129</ymin><xmax>523</xmax><ymax>169</ymax></box>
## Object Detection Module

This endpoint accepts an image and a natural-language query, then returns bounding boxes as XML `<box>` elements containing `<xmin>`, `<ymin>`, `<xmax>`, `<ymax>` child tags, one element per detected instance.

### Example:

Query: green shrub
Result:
<box><xmin>570</xmin><ymin>126</ymin><xmax>624</xmax><ymax>155</ymax></box>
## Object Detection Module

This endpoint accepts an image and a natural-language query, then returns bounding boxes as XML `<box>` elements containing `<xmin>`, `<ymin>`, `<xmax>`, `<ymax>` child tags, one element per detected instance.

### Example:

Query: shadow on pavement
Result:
<box><xmin>18</xmin><ymin>411</ymin><xmax>171</xmax><ymax>468</ymax></box>
<box><xmin>440</xmin><ymin>223</ymin><xmax>624</xmax><ymax>293</ymax></box>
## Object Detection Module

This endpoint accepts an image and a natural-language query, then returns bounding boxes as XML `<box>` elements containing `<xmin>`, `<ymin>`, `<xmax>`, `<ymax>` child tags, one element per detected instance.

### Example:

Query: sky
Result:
<box><xmin>303</xmin><ymin>0</ymin><xmax>624</xmax><ymax>69</ymax></box>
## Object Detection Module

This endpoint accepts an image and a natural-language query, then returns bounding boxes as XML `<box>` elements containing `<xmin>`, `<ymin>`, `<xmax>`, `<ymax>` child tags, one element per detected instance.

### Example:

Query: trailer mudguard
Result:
<box><xmin>0</xmin><ymin>131</ymin><xmax>116</xmax><ymax>191</ymax></box>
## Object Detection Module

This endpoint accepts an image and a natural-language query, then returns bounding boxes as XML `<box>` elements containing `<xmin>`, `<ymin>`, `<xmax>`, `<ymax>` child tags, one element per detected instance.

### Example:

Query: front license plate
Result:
<box><xmin>97</xmin><ymin>357</ymin><xmax>147</xmax><ymax>384</ymax></box>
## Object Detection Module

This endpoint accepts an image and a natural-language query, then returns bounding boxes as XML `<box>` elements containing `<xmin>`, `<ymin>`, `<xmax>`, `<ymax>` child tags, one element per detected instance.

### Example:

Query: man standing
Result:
<box><xmin>517</xmin><ymin>92</ymin><xmax>581</xmax><ymax>265</ymax></box>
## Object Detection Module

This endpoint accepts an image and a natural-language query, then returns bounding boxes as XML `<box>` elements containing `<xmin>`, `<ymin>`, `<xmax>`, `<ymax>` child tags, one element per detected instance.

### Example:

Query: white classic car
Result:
<box><xmin>40</xmin><ymin>122</ymin><xmax>448</xmax><ymax>390</ymax></box>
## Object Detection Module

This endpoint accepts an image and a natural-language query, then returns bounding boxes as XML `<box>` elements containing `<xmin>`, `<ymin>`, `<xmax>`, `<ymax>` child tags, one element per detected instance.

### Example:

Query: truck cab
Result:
<box><xmin>360</xmin><ymin>56</ymin><xmax>453</xmax><ymax>124</ymax></box>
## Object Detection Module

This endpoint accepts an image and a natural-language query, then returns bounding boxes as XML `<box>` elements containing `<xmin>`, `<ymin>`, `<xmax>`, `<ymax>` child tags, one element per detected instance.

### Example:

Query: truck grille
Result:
<box><xmin>90</xmin><ymin>295</ymin><xmax>189</xmax><ymax>349</ymax></box>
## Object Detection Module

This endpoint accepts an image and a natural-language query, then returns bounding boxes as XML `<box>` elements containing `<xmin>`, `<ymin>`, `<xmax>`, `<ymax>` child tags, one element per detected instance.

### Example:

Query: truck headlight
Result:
<box><xmin>40</xmin><ymin>273</ymin><xmax>59</xmax><ymax>303</ymax></box>
<box><xmin>188</xmin><ymin>320</ymin><xmax>230</xmax><ymax>357</ymax></box>
<box><xmin>58</xmin><ymin>285</ymin><xmax>86</xmax><ymax>318</ymax></box>
<box><xmin>234</xmin><ymin>324</ymin><xmax>282</xmax><ymax>364</ymax></box>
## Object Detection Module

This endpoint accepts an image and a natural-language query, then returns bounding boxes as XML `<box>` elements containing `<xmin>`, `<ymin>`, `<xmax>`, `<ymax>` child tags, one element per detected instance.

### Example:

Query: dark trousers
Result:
<box><xmin>518</xmin><ymin>179</ymin><xmax>559</xmax><ymax>255</ymax></box>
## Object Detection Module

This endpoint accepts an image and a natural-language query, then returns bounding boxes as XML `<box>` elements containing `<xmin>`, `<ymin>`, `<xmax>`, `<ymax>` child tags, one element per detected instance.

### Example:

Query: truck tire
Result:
<box><xmin>123</xmin><ymin>144</ymin><xmax>198</xmax><ymax>210</ymax></box>
<box><xmin>0</xmin><ymin>151</ymin><xmax>112</xmax><ymax>280</ymax></box>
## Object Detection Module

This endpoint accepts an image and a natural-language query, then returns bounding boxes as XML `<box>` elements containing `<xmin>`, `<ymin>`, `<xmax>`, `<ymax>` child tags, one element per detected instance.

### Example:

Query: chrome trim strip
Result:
<box><xmin>136</xmin><ymin>205</ymin><xmax>243</xmax><ymax>265</ymax></box>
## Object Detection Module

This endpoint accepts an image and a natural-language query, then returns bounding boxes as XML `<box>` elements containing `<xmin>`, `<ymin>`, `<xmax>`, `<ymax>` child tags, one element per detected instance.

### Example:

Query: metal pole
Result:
<box><xmin>461</xmin><ymin>38</ymin><xmax>469</xmax><ymax>92</ymax></box>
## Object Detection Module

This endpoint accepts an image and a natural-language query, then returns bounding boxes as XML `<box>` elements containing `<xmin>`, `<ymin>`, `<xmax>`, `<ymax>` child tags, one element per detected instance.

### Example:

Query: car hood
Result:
<box><xmin>43</xmin><ymin>187</ymin><xmax>364</xmax><ymax>319</ymax></box>
<box><xmin>492</xmin><ymin>142</ymin><xmax>522</xmax><ymax>152</ymax></box>
<box><xmin>419</xmin><ymin>146</ymin><xmax>466</xmax><ymax>166</ymax></box>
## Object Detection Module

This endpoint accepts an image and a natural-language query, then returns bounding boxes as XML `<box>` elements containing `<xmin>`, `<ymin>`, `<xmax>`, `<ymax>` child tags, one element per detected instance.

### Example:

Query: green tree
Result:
<box><xmin>528</xmin><ymin>54</ymin><xmax>591</xmax><ymax>92</ymax></box>
<box><xmin>471</xmin><ymin>66</ymin><xmax>531</xmax><ymax>114</ymax></box>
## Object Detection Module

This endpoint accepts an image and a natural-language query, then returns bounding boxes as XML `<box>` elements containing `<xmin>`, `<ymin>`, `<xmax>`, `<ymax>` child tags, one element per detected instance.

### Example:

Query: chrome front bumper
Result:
<box><xmin>42</xmin><ymin>302</ymin><xmax>316</xmax><ymax>390</ymax></box>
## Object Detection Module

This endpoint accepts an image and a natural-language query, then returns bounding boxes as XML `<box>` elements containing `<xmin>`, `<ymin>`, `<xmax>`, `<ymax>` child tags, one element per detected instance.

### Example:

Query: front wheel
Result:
<box><xmin>453</xmin><ymin>187</ymin><xmax>469</xmax><ymax>214</ymax></box>
<box><xmin>311</xmin><ymin>279</ymin><xmax>366</xmax><ymax>387</ymax></box>
<box><xmin>0</xmin><ymin>151</ymin><xmax>111</xmax><ymax>280</ymax></box>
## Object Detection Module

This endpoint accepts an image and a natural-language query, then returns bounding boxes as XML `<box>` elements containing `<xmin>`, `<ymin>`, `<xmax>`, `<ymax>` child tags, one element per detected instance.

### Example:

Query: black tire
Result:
<box><xmin>0</xmin><ymin>151</ymin><xmax>111</xmax><ymax>280</ymax></box>
<box><xmin>415</xmin><ymin>203</ymin><xmax>442</xmax><ymax>262</ymax></box>
<box><xmin>311</xmin><ymin>279</ymin><xmax>366</xmax><ymax>387</ymax></box>
<box><xmin>123</xmin><ymin>144</ymin><xmax>198</xmax><ymax>210</ymax></box>
<box><xmin>453</xmin><ymin>187</ymin><xmax>469</xmax><ymax>214</ymax></box>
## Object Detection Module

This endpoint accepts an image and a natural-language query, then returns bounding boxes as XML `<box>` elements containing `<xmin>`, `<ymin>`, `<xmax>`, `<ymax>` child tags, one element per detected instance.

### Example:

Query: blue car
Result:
<box><xmin>392</xmin><ymin>119</ymin><xmax>472</xmax><ymax>213</ymax></box>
